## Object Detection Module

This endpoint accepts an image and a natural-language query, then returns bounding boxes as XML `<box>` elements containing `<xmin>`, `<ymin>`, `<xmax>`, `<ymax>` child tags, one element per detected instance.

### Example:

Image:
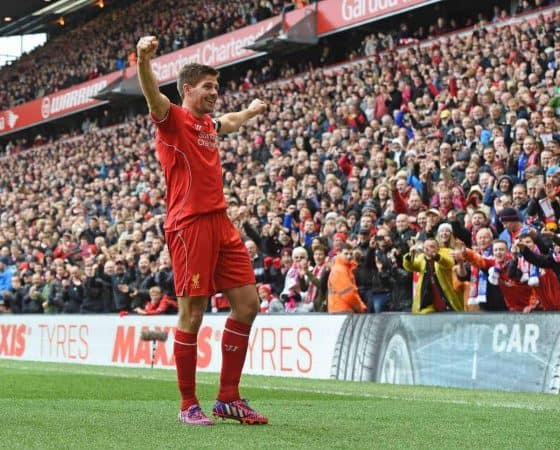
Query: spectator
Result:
<box><xmin>366</xmin><ymin>250</ymin><xmax>395</xmax><ymax>313</ymax></box>
<box><xmin>0</xmin><ymin>257</ymin><xmax>15</xmax><ymax>302</ymax></box>
<box><xmin>135</xmin><ymin>286</ymin><xmax>178</xmax><ymax>315</ymax></box>
<box><xmin>2</xmin><ymin>275</ymin><xmax>26</xmax><ymax>313</ymax></box>
<box><xmin>61</xmin><ymin>266</ymin><xmax>85</xmax><ymax>313</ymax></box>
<box><xmin>458</xmin><ymin>240</ymin><xmax>537</xmax><ymax>311</ymax></box>
<box><xmin>1</xmin><ymin>2</ymin><xmax>560</xmax><ymax>317</ymax></box>
<box><xmin>245</xmin><ymin>240</ymin><xmax>266</xmax><ymax>284</ymax></box>
<box><xmin>403</xmin><ymin>239</ymin><xmax>463</xmax><ymax>313</ymax></box>
<box><xmin>327</xmin><ymin>244</ymin><xmax>366</xmax><ymax>313</ymax></box>
<box><xmin>22</xmin><ymin>273</ymin><xmax>44</xmax><ymax>314</ymax></box>
<box><xmin>515</xmin><ymin>231</ymin><xmax>560</xmax><ymax>311</ymax></box>
<box><xmin>304</xmin><ymin>244</ymin><xmax>330</xmax><ymax>312</ymax></box>
<box><xmin>81</xmin><ymin>261</ymin><xmax>105</xmax><ymax>313</ymax></box>
<box><xmin>279</xmin><ymin>247</ymin><xmax>311</xmax><ymax>313</ymax></box>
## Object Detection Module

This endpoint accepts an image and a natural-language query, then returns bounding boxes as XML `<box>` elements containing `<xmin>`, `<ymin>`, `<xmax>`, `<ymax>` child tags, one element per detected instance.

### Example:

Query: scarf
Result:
<box><xmin>468</xmin><ymin>246</ymin><xmax>493</xmax><ymax>305</ymax></box>
<box><xmin>518</xmin><ymin>246</ymin><xmax>541</xmax><ymax>287</ymax></box>
<box><xmin>488</xmin><ymin>257</ymin><xmax>511</xmax><ymax>286</ymax></box>
<box><xmin>306</xmin><ymin>263</ymin><xmax>325</xmax><ymax>305</ymax></box>
<box><xmin>517</xmin><ymin>152</ymin><xmax>527</xmax><ymax>181</ymax></box>
<box><xmin>281</xmin><ymin>265</ymin><xmax>301</xmax><ymax>300</ymax></box>
<box><xmin>517</xmin><ymin>151</ymin><xmax>538</xmax><ymax>180</ymax></box>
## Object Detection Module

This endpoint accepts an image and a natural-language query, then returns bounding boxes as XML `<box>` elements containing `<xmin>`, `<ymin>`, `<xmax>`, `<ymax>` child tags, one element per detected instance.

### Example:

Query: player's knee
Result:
<box><xmin>178</xmin><ymin>309</ymin><xmax>204</xmax><ymax>331</ymax></box>
<box><xmin>177</xmin><ymin>298</ymin><xmax>206</xmax><ymax>332</ymax></box>
<box><xmin>235</xmin><ymin>298</ymin><xmax>259</xmax><ymax>323</ymax></box>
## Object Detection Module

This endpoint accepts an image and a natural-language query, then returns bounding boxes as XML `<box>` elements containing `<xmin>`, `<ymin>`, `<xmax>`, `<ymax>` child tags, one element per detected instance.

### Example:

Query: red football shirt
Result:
<box><xmin>152</xmin><ymin>103</ymin><xmax>226</xmax><ymax>231</ymax></box>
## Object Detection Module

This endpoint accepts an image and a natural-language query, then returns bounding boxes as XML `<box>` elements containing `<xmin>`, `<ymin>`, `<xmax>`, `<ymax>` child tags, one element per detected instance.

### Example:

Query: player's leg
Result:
<box><xmin>217</xmin><ymin>283</ymin><xmax>258</xmax><ymax>401</ymax></box>
<box><xmin>211</xmin><ymin>214</ymin><xmax>268</xmax><ymax>424</ymax></box>
<box><xmin>166</xmin><ymin>224</ymin><xmax>218</xmax><ymax>426</ymax></box>
<box><xmin>175</xmin><ymin>294</ymin><xmax>214</xmax><ymax>425</ymax></box>
<box><xmin>212</xmin><ymin>284</ymin><xmax>267</xmax><ymax>424</ymax></box>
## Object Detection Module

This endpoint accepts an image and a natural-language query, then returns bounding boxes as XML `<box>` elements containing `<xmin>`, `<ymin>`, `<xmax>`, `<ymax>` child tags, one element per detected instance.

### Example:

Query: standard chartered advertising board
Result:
<box><xmin>331</xmin><ymin>313</ymin><xmax>560</xmax><ymax>394</ymax></box>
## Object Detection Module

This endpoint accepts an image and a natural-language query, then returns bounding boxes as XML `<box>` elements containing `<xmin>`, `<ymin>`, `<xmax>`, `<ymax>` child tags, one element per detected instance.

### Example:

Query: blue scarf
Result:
<box><xmin>517</xmin><ymin>152</ymin><xmax>527</xmax><ymax>181</ymax></box>
<box><xmin>519</xmin><ymin>246</ymin><xmax>541</xmax><ymax>287</ymax></box>
<box><xmin>468</xmin><ymin>246</ymin><xmax>492</xmax><ymax>305</ymax></box>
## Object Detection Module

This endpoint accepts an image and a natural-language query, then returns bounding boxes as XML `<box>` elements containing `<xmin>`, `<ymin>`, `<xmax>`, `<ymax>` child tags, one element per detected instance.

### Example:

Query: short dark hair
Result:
<box><xmin>177</xmin><ymin>63</ymin><xmax>219</xmax><ymax>100</ymax></box>
<box><xmin>493</xmin><ymin>239</ymin><xmax>508</xmax><ymax>248</ymax></box>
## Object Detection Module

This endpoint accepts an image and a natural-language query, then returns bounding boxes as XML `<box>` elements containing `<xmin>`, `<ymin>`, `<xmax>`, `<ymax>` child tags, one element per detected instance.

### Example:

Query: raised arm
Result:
<box><xmin>464</xmin><ymin>249</ymin><xmax>494</xmax><ymax>270</ymax></box>
<box><xmin>217</xmin><ymin>99</ymin><xmax>267</xmax><ymax>134</ymax></box>
<box><xmin>520</xmin><ymin>246</ymin><xmax>555</xmax><ymax>269</ymax></box>
<box><xmin>137</xmin><ymin>36</ymin><xmax>170</xmax><ymax>121</ymax></box>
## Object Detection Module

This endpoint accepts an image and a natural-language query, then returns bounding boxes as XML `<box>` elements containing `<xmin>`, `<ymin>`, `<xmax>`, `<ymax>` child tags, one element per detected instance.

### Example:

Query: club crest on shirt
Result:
<box><xmin>191</xmin><ymin>273</ymin><xmax>201</xmax><ymax>290</ymax></box>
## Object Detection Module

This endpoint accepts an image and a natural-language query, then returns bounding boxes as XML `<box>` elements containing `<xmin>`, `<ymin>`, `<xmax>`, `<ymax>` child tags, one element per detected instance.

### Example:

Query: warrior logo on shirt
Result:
<box><xmin>191</xmin><ymin>273</ymin><xmax>201</xmax><ymax>290</ymax></box>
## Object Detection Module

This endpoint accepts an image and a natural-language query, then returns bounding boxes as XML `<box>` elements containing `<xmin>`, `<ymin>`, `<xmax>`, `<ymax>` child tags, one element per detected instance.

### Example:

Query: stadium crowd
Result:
<box><xmin>1</xmin><ymin>1</ymin><xmax>560</xmax><ymax>315</ymax></box>
<box><xmin>0</xmin><ymin>0</ymin><xmax>312</xmax><ymax>108</ymax></box>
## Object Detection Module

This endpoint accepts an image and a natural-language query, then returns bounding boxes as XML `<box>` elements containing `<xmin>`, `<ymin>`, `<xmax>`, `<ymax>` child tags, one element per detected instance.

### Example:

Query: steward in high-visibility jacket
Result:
<box><xmin>327</xmin><ymin>247</ymin><xmax>367</xmax><ymax>314</ymax></box>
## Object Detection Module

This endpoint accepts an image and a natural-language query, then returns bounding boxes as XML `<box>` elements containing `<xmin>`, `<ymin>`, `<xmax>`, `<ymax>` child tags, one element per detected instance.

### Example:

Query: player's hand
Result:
<box><xmin>137</xmin><ymin>36</ymin><xmax>158</xmax><ymax>61</ymax></box>
<box><xmin>248</xmin><ymin>99</ymin><xmax>267</xmax><ymax>117</ymax></box>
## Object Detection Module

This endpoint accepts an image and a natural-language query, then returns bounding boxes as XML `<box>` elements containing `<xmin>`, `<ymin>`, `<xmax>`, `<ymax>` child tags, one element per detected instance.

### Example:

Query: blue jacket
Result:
<box><xmin>0</xmin><ymin>266</ymin><xmax>15</xmax><ymax>296</ymax></box>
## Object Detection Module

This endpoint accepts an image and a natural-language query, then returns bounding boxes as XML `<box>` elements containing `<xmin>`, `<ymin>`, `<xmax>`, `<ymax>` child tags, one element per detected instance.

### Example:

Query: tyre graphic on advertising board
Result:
<box><xmin>331</xmin><ymin>313</ymin><xmax>560</xmax><ymax>394</ymax></box>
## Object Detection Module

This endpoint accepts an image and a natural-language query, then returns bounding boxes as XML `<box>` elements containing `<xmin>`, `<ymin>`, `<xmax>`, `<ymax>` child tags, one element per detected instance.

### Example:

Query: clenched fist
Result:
<box><xmin>247</xmin><ymin>99</ymin><xmax>267</xmax><ymax>117</ymax></box>
<box><xmin>137</xmin><ymin>36</ymin><xmax>159</xmax><ymax>61</ymax></box>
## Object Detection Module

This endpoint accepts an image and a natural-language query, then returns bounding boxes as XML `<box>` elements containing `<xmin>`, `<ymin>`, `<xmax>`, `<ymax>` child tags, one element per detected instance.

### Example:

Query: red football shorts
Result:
<box><xmin>165</xmin><ymin>211</ymin><xmax>256</xmax><ymax>297</ymax></box>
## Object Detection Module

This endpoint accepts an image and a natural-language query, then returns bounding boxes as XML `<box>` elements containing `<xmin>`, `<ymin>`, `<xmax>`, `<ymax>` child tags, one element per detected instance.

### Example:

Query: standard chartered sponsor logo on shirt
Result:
<box><xmin>197</xmin><ymin>131</ymin><xmax>218</xmax><ymax>148</ymax></box>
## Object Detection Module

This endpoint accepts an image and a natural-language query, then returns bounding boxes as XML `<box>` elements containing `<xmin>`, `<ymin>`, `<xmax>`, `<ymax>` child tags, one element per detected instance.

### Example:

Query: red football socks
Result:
<box><xmin>217</xmin><ymin>318</ymin><xmax>252</xmax><ymax>402</ymax></box>
<box><xmin>174</xmin><ymin>329</ymin><xmax>198</xmax><ymax>411</ymax></box>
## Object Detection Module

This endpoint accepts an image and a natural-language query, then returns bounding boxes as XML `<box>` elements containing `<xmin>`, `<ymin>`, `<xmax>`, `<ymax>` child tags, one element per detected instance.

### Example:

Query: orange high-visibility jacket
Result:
<box><xmin>327</xmin><ymin>255</ymin><xmax>367</xmax><ymax>313</ymax></box>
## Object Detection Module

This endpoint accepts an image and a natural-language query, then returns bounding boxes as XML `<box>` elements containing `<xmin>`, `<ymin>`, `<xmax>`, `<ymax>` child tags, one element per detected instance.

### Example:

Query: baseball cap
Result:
<box><xmin>325</xmin><ymin>212</ymin><xmax>338</xmax><ymax>221</ymax></box>
<box><xmin>456</xmin><ymin>151</ymin><xmax>471</xmax><ymax>162</ymax></box>
<box><xmin>498</xmin><ymin>207</ymin><xmax>521</xmax><ymax>223</ymax></box>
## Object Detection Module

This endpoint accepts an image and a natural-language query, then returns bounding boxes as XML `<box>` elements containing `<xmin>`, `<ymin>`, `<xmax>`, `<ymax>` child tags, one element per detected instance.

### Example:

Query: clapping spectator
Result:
<box><xmin>22</xmin><ymin>273</ymin><xmax>45</xmax><ymax>314</ymax></box>
<box><xmin>135</xmin><ymin>286</ymin><xmax>178</xmax><ymax>315</ymax></box>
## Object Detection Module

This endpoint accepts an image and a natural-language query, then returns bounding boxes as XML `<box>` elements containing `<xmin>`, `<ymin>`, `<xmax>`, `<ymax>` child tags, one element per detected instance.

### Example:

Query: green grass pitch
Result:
<box><xmin>1</xmin><ymin>360</ymin><xmax>559</xmax><ymax>449</ymax></box>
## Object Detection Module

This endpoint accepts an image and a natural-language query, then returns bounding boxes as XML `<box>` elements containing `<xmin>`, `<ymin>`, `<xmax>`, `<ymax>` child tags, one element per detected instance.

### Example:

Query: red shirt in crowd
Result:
<box><xmin>143</xmin><ymin>295</ymin><xmax>178</xmax><ymax>315</ymax></box>
<box><xmin>152</xmin><ymin>103</ymin><xmax>227</xmax><ymax>231</ymax></box>
<box><xmin>464</xmin><ymin>249</ymin><xmax>536</xmax><ymax>311</ymax></box>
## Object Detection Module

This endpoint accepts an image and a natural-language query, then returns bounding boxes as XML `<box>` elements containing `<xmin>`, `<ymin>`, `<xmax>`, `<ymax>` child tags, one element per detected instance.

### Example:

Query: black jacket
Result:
<box><xmin>62</xmin><ymin>282</ymin><xmax>84</xmax><ymax>313</ymax></box>
<box><xmin>81</xmin><ymin>276</ymin><xmax>105</xmax><ymax>313</ymax></box>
